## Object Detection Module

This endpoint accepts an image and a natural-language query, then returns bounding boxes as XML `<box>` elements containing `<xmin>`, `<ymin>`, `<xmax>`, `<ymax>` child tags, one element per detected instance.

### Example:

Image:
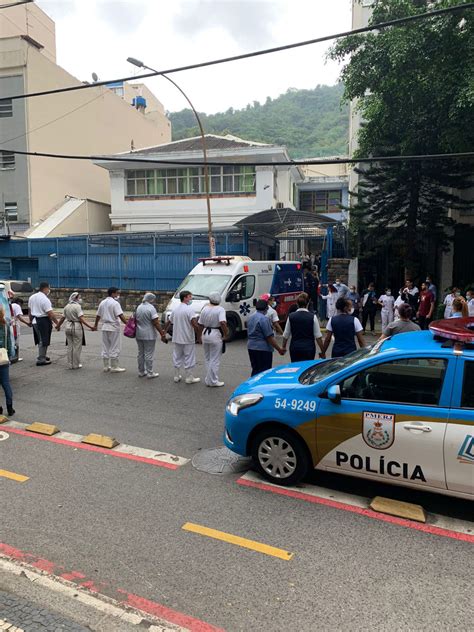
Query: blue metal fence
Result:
<box><xmin>0</xmin><ymin>230</ymin><xmax>248</xmax><ymax>291</ymax></box>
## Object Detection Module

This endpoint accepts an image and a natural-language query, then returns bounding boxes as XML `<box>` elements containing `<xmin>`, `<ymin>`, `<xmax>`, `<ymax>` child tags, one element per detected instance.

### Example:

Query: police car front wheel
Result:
<box><xmin>251</xmin><ymin>428</ymin><xmax>310</xmax><ymax>486</ymax></box>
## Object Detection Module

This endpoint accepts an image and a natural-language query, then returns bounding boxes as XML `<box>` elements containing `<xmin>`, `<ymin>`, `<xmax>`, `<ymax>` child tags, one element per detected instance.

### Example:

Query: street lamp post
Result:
<box><xmin>127</xmin><ymin>57</ymin><xmax>215</xmax><ymax>257</ymax></box>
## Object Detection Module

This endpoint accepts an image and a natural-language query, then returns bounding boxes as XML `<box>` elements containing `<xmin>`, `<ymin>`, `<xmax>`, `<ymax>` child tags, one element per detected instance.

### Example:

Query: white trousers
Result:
<box><xmin>381</xmin><ymin>309</ymin><xmax>394</xmax><ymax>329</ymax></box>
<box><xmin>203</xmin><ymin>331</ymin><xmax>223</xmax><ymax>385</ymax></box>
<box><xmin>137</xmin><ymin>338</ymin><xmax>156</xmax><ymax>374</ymax></box>
<box><xmin>102</xmin><ymin>330</ymin><xmax>121</xmax><ymax>359</ymax></box>
<box><xmin>173</xmin><ymin>343</ymin><xmax>196</xmax><ymax>371</ymax></box>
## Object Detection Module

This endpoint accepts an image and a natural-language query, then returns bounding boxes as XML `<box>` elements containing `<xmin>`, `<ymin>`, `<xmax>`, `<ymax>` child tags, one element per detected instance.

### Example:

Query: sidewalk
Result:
<box><xmin>0</xmin><ymin>558</ymin><xmax>179</xmax><ymax>632</ymax></box>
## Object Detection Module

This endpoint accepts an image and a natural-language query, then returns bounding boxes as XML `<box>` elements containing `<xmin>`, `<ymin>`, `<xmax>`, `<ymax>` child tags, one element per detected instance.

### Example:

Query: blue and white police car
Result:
<box><xmin>224</xmin><ymin>319</ymin><xmax>474</xmax><ymax>499</ymax></box>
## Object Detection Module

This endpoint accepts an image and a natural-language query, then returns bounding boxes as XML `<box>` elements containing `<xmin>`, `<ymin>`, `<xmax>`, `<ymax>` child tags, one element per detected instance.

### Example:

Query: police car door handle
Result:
<box><xmin>403</xmin><ymin>423</ymin><xmax>432</xmax><ymax>432</ymax></box>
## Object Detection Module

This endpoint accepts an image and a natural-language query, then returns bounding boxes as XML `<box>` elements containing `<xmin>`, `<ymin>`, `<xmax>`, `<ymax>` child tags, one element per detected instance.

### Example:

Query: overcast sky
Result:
<box><xmin>37</xmin><ymin>0</ymin><xmax>352</xmax><ymax>115</ymax></box>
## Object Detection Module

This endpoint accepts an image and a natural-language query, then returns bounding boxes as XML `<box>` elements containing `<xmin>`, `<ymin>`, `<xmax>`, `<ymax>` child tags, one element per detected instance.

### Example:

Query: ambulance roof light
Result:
<box><xmin>198</xmin><ymin>256</ymin><xmax>235</xmax><ymax>266</ymax></box>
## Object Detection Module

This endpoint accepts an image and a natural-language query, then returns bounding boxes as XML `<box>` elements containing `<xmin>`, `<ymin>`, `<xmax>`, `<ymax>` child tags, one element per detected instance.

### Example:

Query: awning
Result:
<box><xmin>234</xmin><ymin>208</ymin><xmax>340</xmax><ymax>239</ymax></box>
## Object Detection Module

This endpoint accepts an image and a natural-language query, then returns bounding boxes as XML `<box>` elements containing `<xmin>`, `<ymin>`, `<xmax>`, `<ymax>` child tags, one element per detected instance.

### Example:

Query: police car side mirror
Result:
<box><xmin>327</xmin><ymin>385</ymin><xmax>341</xmax><ymax>404</ymax></box>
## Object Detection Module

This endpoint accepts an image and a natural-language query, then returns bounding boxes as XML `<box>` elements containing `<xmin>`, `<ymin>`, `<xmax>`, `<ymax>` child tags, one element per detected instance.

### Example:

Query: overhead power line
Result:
<box><xmin>1</xmin><ymin>2</ymin><xmax>472</xmax><ymax>102</ymax></box>
<box><xmin>3</xmin><ymin>147</ymin><xmax>473</xmax><ymax>167</ymax></box>
<box><xmin>0</xmin><ymin>0</ymin><xmax>34</xmax><ymax>9</ymax></box>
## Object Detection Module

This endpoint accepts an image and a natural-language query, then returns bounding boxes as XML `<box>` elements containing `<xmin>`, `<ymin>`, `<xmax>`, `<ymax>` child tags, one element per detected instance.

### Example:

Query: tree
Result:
<box><xmin>329</xmin><ymin>0</ymin><xmax>474</xmax><ymax>278</ymax></box>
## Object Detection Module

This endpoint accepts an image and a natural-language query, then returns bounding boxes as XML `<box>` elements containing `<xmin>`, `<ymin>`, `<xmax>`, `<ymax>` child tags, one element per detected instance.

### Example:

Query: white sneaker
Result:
<box><xmin>78</xmin><ymin>364</ymin><xmax>82</xmax><ymax>368</ymax></box>
<box><xmin>138</xmin><ymin>372</ymin><xmax>146</xmax><ymax>377</ymax></box>
<box><xmin>185</xmin><ymin>376</ymin><xmax>200</xmax><ymax>384</ymax></box>
<box><xmin>209</xmin><ymin>381</ymin><xmax>225</xmax><ymax>387</ymax></box>
<box><xmin>110</xmin><ymin>366</ymin><xmax>126</xmax><ymax>373</ymax></box>
<box><xmin>17</xmin><ymin>358</ymin><xmax>23</xmax><ymax>362</ymax></box>
<box><xmin>147</xmin><ymin>372</ymin><xmax>160</xmax><ymax>379</ymax></box>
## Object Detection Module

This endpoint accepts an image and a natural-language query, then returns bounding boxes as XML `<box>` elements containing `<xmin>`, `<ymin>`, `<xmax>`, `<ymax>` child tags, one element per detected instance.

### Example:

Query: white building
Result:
<box><xmin>95</xmin><ymin>134</ymin><xmax>304</xmax><ymax>232</ymax></box>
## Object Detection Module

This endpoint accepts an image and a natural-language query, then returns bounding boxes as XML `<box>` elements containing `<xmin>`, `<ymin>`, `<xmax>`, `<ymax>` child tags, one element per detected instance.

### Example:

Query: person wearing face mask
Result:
<box><xmin>281</xmin><ymin>292</ymin><xmax>325</xmax><ymax>362</ymax></box>
<box><xmin>416</xmin><ymin>282</ymin><xmax>435</xmax><ymax>329</ymax></box>
<box><xmin>246</xmin><ymin>299</ymin><xmax>286</xmax><ymax>376</ymax></box>
<box><xmin>347</xmin><ymin>285</ymin><xmax>361</xmax><ymax>319</ymax></box>
<box><xmin>57</xmin><ymin>292</ymin><xmax>95</xmax><ymax>369</ymax></box>
<box><xmin>378</xmin><ymin>289</ymin><xmax>395</xmax><ymax>330</ymax></box>
<box><xmin>450</xmin><ymin>297</ymin><xmax>468</xmax><ymax>318</ymax></box>
<box><xmin>260</xmin><ymin>294</ymin><xmax>283</xmax><ymax>335</ymax></box>
<box><xmin>94</xmin><ymin>287</ymin><xmax>129</xmax><ymax>373</ymax></box>
<box><xmin>466</xmin><ymin>289</ymin><xmax>474</xmax><ymax>317</ymax></box>
<box><xmin>198</xmin><ymin>292</ymin><xmax>228</xmax><ymax>387</ymax></box>
<box><xmin>165</xmin><ymin>290</ymin><xmax>202</xmax><ymax>384</ymax></box>
<box><xmin>333</xmin><ymin>277</ymin><xmax>350</xmax><ymax>299</ymax></box>
<box><xmin>321</xmin><ymin>298</ymin><xmax>365</xmax><ymax>358</ymax></box>
<box><xmin>443</xmin><ymin>287</ymin><xmax>459</xmax><ymax>319</ymax></box>
<box><xmin>28</xmin><ymin>281</ymin><xmax>60</xmax><ymax>366</ymax></box>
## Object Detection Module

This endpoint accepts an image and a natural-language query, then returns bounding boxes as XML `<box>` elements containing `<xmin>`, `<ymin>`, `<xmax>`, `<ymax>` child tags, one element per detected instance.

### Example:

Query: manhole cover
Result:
<box><xmin>192</xmin><ymin>446</ymin><xmax>252</xmax><ymax>475</ymax></box>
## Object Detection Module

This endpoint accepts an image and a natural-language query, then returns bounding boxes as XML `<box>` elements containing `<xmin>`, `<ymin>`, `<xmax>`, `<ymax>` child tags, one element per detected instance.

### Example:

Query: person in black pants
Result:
<box><xmin>361</xmin><ymin>282</ymin><xmax>378</xmax><ymax>334</ymax></box>
<box><xmin>281</xmin><ymin>292</ymin><xmax>325</xmax><ymax>362</ymax></box>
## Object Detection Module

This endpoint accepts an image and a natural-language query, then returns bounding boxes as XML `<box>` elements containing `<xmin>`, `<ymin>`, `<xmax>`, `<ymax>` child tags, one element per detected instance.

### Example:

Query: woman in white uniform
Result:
<box><xmin>378</xmin><ymin>289</ymin><xmax>395</xmax><ymax>330</ymax></box>
<box><xmin>321</xmin><ymin>285</ymin><xmax>338</xmax><ymax>320</ymax></box>
<box><xmin>198</xmin><ymin>292</ymin><xmax>228</xmax><ymax>387</ymax></box>
<box><xmin>57</xmin><ymin>292</ymin><xmax>95</xmax><ymax>369</ymax></box>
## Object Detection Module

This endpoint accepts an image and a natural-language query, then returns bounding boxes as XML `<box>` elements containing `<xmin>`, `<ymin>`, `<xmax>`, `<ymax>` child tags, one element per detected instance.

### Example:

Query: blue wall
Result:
<box><xmin>0</xmin><ymin>231</ymin><xmax>248</xmax><ymax>291</ymax></box>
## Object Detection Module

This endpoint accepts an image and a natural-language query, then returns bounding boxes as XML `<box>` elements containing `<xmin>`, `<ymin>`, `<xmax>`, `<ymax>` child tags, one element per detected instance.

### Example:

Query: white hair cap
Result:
<box><xmin>209</xmin><ymin>292</ymin><xmax>221</xmax><ymax>305</ymax></box>
<box><xmin>143</xmin><ymin>292</ymin><xmax>156</xmax><ymax>303</ymax></box>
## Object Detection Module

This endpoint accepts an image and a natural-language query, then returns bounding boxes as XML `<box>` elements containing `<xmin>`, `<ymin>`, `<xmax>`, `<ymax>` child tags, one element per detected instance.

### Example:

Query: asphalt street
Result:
<box><xmin>1</xmin><ymin>325</ymin><xmax>473</xmax><ymax>631</ymax></box>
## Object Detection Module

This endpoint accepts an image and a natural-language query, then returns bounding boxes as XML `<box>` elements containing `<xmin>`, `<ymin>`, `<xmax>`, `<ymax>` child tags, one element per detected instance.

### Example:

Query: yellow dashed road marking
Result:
<box><xmin>182</xmin><ymin>522</ymin><xmax>293</xmax><ymax>560</ymax></box>
<box><xmin>0</xmin><ymin>469</ymin><xmax>29</xmax><ymax>483</ymax></box>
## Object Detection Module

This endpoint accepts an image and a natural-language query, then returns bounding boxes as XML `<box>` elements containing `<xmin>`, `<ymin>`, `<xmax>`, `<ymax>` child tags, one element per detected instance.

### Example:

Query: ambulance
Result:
<box><xmin>224</xmin><ymin>318</ymin><xmax>474</xmax><ymax>499</ymax></box>
<box><xmin>163</xmin><ymin>256</ymin><xmax>304</xmax><ymax>340</ymax></box>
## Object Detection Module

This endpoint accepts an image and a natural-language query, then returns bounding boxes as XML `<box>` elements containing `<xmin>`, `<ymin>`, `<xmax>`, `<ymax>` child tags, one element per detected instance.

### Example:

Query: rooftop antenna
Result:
<box><xmin>92</xmin><ymin>72</ymin><xmax>99</xmax><ymax>83</ymax></box>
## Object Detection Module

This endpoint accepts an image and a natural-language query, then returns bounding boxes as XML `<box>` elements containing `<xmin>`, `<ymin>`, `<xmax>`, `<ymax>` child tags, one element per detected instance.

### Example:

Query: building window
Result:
<box><xmin>5</xmin><ymin>202</ymin><xmax>18</xmax><ymax>222</ymax></box>
<box><xmin>0</xmin><ymin>99</ymin><xmax>13</xmax><ymax>118</ymax></box>
<box><xmin>126</xmin><ymin>166</ymin><xmax>256</xmax><ymax>197</ymax></box>
<box><xmin>299</xmin><ymin>189</ymin><xmax>342</xmax><ymax>213</ymax></box>
<box><xmin>0</xmin><ymin>151</ymin><xmax>15</xmax><ymax>170</ymax></box>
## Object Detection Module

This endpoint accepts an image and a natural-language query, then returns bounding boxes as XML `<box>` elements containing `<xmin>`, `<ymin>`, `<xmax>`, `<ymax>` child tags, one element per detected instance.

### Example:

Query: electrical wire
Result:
<box><xmin>2</xmin><ymin>147</ymin><xmax>473</xmax><ymax>167</ymax></box>
<box><xmin>1</xmin><ymin>2</ymin><xmax>472</xmax><ymax>102</ymax></box>
<box><xmin>0</xmin><ymin>0</ymin><xmax>33</xmax><ymax>8</ymax></box>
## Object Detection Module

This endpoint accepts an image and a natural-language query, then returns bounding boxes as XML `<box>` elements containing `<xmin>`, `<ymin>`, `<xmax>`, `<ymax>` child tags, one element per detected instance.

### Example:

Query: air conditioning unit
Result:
<box><xmin>276</xmin><ymin>202</ymin><xmax>284</xmax><ymax>209</ymax></box>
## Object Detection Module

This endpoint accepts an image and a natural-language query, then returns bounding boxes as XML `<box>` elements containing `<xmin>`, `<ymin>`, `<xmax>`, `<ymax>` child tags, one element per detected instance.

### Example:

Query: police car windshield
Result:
<box><xmin>300</xmin><ymin>347</ymin><xmax>376</xmax><ymax>385</ymax></box>
<box><xmin>174</xmin><ymin>274</ymin><xmax>232</xmax><ymax>300</ymax></box>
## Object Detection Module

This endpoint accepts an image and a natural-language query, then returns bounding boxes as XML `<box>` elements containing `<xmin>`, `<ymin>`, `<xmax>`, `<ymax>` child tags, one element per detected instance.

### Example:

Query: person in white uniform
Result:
<box><xmin>57</xmin><ymin>292</ymin><xmax>95</xmax><ymax>369</ymax></box>
<box><xmin>378</xmin><ymin>289</ymin><xmax>395</xmax><ymax>330</ymax></box>
<box><xmin>28</xmin><ymin>281</ymin><xmax>60</xmax><ymax>366</ymax></box>
<box><xmin>321</xmin><ymin>285</ymin><xmax>338</xmax><ymax>320</ymax></box>
<box><xmin>443</xmin><ymin>287</ymin><xmax>459</xmax><ymax>319</ymax></box>
<box><xmin>260</xmin><ymin>293</ymin><xmax>283</xmax><ymax>335</ymax></box>
<box><xmin>10</xmin><ymin>296</ymin><xmax>31</xmax><ymax>361</ymax></box>
<box><xmin>166</xmin><ymin>290</ymin><xmax>201</xmax><ymax>384</ymax></box>
<box><xmin>198</xmin><ymin>292</ymin><xmax>228</xmax><ymax>387</ymax></box>
<box><xmin>94</xmin><ymin>287</ymin><xmax>128</xmax><ymax>373</ymax></box>
<box><xmin>135</xmin><ymin>292</ymin><xmax>167</xmax><ymax>378</ymax></box>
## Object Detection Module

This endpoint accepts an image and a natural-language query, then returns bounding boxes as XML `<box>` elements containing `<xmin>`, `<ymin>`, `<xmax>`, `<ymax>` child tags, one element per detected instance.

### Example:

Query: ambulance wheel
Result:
<box><xmin>251</xmin><ymin>427</ymin><xmax>310</xmax><ymax>486</ymax></box>
<box><xmin>226</xmin><ymin>316</ymin><xmax>239</xmax><ymax>342</ymax></box>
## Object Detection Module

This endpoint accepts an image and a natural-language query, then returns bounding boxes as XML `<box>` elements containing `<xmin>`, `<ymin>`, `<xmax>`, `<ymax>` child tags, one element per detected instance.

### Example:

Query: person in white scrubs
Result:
<box><xmin>94</xmin><ymin>287</ymin><xmax>128</xmax><ymax>373</ymax></box>
<box><xmin>466</xmin><ymin>289</ymin><xmax>474</xmax><ymax>317</ymax></box>
<box><xmin>9</xmin><ymin>296</ymin><xmax>31</xmax><ymax>361</ymax></box>
<box><xmin>166</xmin><ymin>290</ymin><xmax>201</xmax><ymax>384</ymax></box>
<box><xmin>260</xmin><ymin>293</ymin><xmax>283</xmax><ymax>335</ymax></box>
<box><xmin>321</xmin><ymin>285</ymin><xmax>338</xmax><ymax>320</ymax></box>
<box><xmin>443</xmin><ymin>287</ymin><xmax>459</xmax><ymax>319</ymax></box>
<box><xmin>378</xmin><ymin>289</ymin><xmax>395</xmax><ymax>330</ymax></box>
<box><xmin>198</xmin><ymin>292</ymin><xmax>228</xmax><ymax>387</ymax></box>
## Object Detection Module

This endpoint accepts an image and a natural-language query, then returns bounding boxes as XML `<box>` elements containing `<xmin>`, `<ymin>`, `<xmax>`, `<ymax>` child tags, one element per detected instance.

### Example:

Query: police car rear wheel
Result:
<box><xmin>251</xmin><ymin>428</ymin><xmax>309</xmax><ymax>486</ymax></box>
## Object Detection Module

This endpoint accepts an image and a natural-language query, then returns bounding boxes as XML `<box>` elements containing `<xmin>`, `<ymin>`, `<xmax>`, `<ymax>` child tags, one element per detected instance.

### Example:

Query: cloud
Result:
<box><xmin>95</xmin><ymin>1</ymin><xmax>149</xmax><ymax>33</ymax></box>
<box><xmin>173</xmin><ymin>0</ymin><xmax>283</xmax><ymax>48</ymax></box>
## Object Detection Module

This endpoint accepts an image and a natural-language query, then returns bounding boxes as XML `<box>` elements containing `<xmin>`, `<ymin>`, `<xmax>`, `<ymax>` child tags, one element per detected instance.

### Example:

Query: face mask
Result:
<box><xmin>386</xmin><ymin>291</ymin><xmax>391</xmax><ymax>296</ymax></box>
<box><xmin>78</xmin><ymin>298</ymin><xmax>83</xmax><ymax>304</ymax></box>
<box><xmin>455</xmin><ymin>292</ymin><xmax>461</xmax><ymax>297</ymax></box>
<box><xmin>115</xmin><ymin>295</ymin><xmax>121</xmax><ymax>301</ymax></box>
<box><xmin>467</xmin><ymin>295</ymin><xmax>472</xmax><ymax>301</ymax></box>
<box><xmin>188</xmin><ymin>300</ymin><xmax>193</xmax><ymax>305</ymax></box>
<box><xmin>349</xmin><ymin>308</ymin><xmax>355</xmax><ymax>314</ymax></box>
<box><xmin>271</xmin><ymin>302</ymin><xmax>277</xmax><ymax>308</ymax></box>
<box><xmin>46</xmin><ymin>289</ymin><xmax>51</xmax><ymax>296</ymax></box>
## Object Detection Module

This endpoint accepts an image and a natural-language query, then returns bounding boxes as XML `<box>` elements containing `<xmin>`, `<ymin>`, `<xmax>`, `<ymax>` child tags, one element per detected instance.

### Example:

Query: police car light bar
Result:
<box><xmin>198</xmin><ymin>256</ymin><xmax>235</xmax><ymax>266</ymax></box>
<box><xmin>429</xmin><ymin>317</ymin><xmax>474</xmax><ymax>344</ymax></box>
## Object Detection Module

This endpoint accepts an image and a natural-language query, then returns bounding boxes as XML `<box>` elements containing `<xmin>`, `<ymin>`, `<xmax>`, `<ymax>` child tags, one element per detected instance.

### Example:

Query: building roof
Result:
<box><xmin>129</xmin><ymin>134</ymin><xmax>272</xmax><ymax>155</ymax></box>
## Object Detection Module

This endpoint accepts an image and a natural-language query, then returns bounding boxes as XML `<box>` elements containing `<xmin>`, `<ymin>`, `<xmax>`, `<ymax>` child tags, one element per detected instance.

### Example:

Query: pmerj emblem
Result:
<box><xmin>363</xmin><ymin>411</ymin><xmax>395</xmax><ymax>449</ymax></box>
<box><xmin>239</xmin><ymin>302</ymin><xmax>251</xmax><ymax>316</ymax></box>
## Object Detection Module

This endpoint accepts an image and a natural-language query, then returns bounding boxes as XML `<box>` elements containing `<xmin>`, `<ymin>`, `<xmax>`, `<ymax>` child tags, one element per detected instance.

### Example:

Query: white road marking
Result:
<box><xmin>239</xmin><ymin>471</ymin><xmax>474</xmax><ymax>536</ymax></box>
<box><xmin>1</xmin><ymin>421</ymin><xmax>189</xmax><ymax>468</ymax></box>
<box><xmin>0</xmin><ymin>431</ymin><xmax>9</xmax><ymax>441</ymax></box>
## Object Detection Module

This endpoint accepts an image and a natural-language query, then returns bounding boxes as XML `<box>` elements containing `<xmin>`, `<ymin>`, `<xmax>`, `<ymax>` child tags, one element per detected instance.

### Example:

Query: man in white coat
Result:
<box><xmin>94</xmin><ymin>287</ymin><xmax>128</xmax><ymax>373</ymax></box>
<box><xmin>166</xmin><ymin>290</ymin><xmax>202</xmax><ymax>384</ymax></box>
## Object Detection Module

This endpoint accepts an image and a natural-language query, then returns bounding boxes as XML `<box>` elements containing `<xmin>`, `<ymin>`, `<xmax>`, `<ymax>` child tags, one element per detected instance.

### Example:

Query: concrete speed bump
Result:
<box><xmin>370</xmin><ymin>496</ymin><xmax>426</xmax><ymax>523</ymax></box>
<box><xmin>82</xmin><ymin>433</ymin><xmax>119</xmax><ymax>449</ymax></box>
<box><xmin>26</xmin><ymin>422</ymin><xmax>60</xmax><ymax>436</ymax></box>
<box><xmin>0</xmin><ymin>415</ymin><xmax>8</xmax><ymax>424</ymax></box>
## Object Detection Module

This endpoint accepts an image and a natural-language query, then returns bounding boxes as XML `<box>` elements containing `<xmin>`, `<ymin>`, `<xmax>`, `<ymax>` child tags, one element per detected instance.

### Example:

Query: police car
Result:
<box><xmin>224</xmin><ymin>319</ymin><xmax>474</xmax><ymax>499</ymax></box>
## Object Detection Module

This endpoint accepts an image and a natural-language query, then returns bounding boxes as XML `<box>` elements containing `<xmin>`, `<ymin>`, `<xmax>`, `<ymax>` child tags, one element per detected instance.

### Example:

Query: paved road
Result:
<box><xmin>1</xmin><ymin>327</ymin><xmax>472</xmax><ymax>631</ymax></box>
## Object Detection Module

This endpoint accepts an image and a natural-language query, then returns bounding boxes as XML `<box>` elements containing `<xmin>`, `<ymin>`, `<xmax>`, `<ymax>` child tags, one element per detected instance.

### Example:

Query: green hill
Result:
<box><xmin>168</xmin><ymin>84</ymin><xmax>349</xmax><ymax>159</ymax></box>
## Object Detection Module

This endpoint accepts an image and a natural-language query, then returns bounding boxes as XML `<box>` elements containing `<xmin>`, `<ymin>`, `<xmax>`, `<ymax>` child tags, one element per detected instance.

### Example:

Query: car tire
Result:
<box><xmin>251</xmin><ymin>427</ymin><xmax>310</xmax><ymax>486</ymax></box>
<box><xmin>226</xmin><ymin>315</ymin><xmax>239</xmax><ymax>342</ymax></box>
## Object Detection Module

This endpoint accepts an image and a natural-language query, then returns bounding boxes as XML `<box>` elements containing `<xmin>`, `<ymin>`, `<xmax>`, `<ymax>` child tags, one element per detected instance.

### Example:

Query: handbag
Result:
<box><xmin>123</xmin><ymin>313</ymin><xmax>137</xmax><ymax>338</ymax></box>
<box><xmin>0</xmin><ymin>325</ymin><xmax>10</xmax><ymax>365</ymax></box>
